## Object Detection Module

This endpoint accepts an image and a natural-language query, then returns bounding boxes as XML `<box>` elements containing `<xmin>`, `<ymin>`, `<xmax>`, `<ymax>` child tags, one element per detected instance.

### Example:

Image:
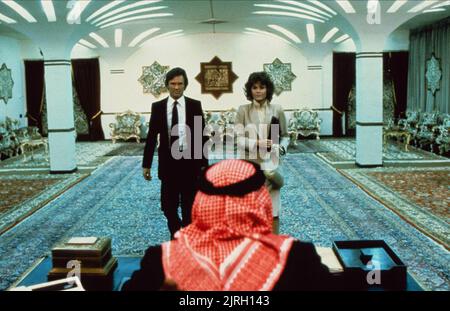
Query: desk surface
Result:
<box><xmin>14</xmin><ymin>256</ymin><xmax>423</xmax><ymax>291</ymax></box>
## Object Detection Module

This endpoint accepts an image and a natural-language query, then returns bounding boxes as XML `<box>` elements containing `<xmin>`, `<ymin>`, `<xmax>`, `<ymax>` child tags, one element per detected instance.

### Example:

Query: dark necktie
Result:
<box><xmin>171</xmin><ymin>101</ymin><xmax>179</xmax><ymax>148</ymax></box>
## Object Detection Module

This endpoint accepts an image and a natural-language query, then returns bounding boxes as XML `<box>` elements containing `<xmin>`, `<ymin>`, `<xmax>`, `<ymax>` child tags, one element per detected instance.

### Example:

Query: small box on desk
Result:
<box><xmin>48</xmin><ymin>237</ymin><xmax>117</xmax><ymax>291</ymax></box>
<box><xmin>332</xmin><ymin>240</ymin><xmax>407</xmax><ymax>290</ymax></box>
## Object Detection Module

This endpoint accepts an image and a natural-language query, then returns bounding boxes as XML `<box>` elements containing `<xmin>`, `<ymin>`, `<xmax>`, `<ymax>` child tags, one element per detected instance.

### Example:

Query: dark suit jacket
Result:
<box><xmin>142</xmin><ymin>96</ymin><xmax>208</xmax><ymax>180</ymax></box>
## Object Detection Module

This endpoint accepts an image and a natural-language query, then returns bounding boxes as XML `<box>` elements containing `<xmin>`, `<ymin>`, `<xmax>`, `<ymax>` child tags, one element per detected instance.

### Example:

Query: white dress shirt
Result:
<box><xmin>167</xmin><ymin>95</ymin><xmax>186</xmax><ymax>149</ymax></box>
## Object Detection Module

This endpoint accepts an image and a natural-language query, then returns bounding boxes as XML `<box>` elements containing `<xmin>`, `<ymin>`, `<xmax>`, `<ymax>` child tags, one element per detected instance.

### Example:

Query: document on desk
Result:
<box><xmin>315</xmin><ymin>246</ymin><xmax>344</xmax><ymax>273</ymax></box>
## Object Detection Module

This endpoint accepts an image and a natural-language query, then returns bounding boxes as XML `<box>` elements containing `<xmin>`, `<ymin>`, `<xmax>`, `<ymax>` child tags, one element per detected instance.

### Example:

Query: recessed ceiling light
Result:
<box><xmin>306</xmin><ymin>24</ymin><xmax>315</xmax><ymax>43</ymax></box>
<box><xmin>41</xmin><ymin>0</ymin><xmax>56</xmax><ymax>22</ymax></box>
<box><xmin>95</xmin><ymin>6</ymin><xmax>167</xmax><ymax>27</ymax></box>
<box><xmin>431</xmin><ymin>0</ymin><xmax>450</xmax><ymax>8</ymax></box>
<box><xmin>67</xmin><ymin>0</ymin><xmax>91</xmax><ymax>24</ymax></box>
<box><xmin>89</xmin><ymin>33</ymin><xmax>109</xmax><ymax>48</ymax></box>
<box><xmin>423</xmin><ymin>8</ymin><xmax>446</xmax><ymax>12</ymax></box>
<box><xmin>276</xmin><ymin>0</ymin><xmax>333</xmax><ymax>18</ymax></box>
<box><xmin>335</xmin><ymin>0</ymin><xmax>356</xmax><ymax>13</ymax></box>
<box><xmin>334</xmin><ymin>34</ymin><xmax>350</xmax><ymax>43</ymax></box>
<box><xmin>244</xmin><ymin>27</ymin><xmax>292</xmax><ymax>45</ymax></box>
<box><xmin>387</xmin><ymin>0</ymin><xmax>408</xmax><ymax>13</ymax></box>
<box><xmin>86</xmin><ymin>0</ymin><xmax>125</xmax><ymax>22</ymax></box>
<box><xmin>408</xmin><ymin>0</ymin><xmax>438</xmax><ymax>13</ymax></box>
<box><xmin>306</xmin><ymin>0</ymin><xmax>337</xmax><ymax>15</ymax></box>
<box><xmin>139</xmin><ymin>30</ymin><xmax>184</xmax><ymax>47</ymax></box>
<box><xmin>253</xmin><ymin>11</ymin><xmax>325</xmax><ymax>23</ymax></box>
<box><xmin>115</xmin><ymin>29</ymin><xmax>123</xmax><ymax>48</ymax></box>
<box><xmin>99</xmin><ymin>13</ymin><xmax>173</xmax><ymax>29</ymax></box>
<box><xmin>0</xmin><ymin>12</ymin><xmax>16</xmax><ymax>23</ymax></box>
<box><xmin>2</xmin><ymin>0</ymin><xmax>37</xmax><ymax>22</ymax></box>
<box><xmin>268</xmin><ymin>24</ymin><xmax>301</xmax><ymax>43</ymax></box>
<box><xmin>91</xmin><ymin>0</ymin><xmax>161</xmax><ymax>24</ymax></box>
<box><xmin>79</xmin><ymin>39</ymin><xmax>97</xmax><ymax>49</ymax></box>
<box><xmin>255</xmin><ymin>4</ymin><xmax>328</xmax><ymax>21</ymax></box>
<box><xmin>321</xmin><ymin>27</ymin><xmax>339</xmax><ymax>43</ymax></box>
<box><xmin>129</xmin><ymin>28</ymin><xmax>160</xmax><ymax>47</ymax></box>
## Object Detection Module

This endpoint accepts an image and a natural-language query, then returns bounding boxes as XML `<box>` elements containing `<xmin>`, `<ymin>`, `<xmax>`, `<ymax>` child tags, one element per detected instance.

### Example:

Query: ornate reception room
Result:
<box><xmin>0</xmin><ymin>0</ymin><xmax>449</xmax><ymax>292</ymax></box>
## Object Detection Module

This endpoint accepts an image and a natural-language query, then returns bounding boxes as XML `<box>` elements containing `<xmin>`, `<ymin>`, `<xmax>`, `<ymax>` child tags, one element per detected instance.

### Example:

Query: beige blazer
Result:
<box><xmin>235</xmin><ymin>102</ymin><xmax>289</xmax><ymax>164</ymax></box>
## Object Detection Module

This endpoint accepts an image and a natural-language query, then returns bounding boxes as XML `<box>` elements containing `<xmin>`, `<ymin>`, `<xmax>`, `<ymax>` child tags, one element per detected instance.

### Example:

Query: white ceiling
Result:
<box><xmin>0</xmin><ymin>0</ymin><xmax>448</xmax><ymax>51</ymax></box>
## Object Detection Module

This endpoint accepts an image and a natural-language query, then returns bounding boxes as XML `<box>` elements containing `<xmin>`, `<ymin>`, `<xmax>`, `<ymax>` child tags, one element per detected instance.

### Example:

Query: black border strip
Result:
<box><xmin>47</xmin><ymin>128</ymin><xmax>75</xmax><ymax>133</ymax></box>
<box><xmin>356</xmin><ymin>122</ymin><xmax>383</xmax><ymax>126</ymax></box>
<box><xmin>356</xmin><ymin>52</ymin><xmax>383</xmax><ymax>59</ymax></box>
<box><xmin>44</xmin><ymin>60</ymin><xmax>71</xmax><ymax>66</ymax></box>
<box><xmin>50</xmin><ymin>167</ymin><xmax>78</xmax><ymax>174</ymax></box>
<box><xmin>356</xmin><ymin>162</ymin><xmax>382</xmax><ymax>168</ymax></box>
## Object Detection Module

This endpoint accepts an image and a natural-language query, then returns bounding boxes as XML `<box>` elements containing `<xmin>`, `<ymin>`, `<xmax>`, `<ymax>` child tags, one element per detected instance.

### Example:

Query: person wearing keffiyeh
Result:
<box><xmin>123</xmin><ymin>159</ymin><xmax>336</xmax><ymax>291</ymax></box>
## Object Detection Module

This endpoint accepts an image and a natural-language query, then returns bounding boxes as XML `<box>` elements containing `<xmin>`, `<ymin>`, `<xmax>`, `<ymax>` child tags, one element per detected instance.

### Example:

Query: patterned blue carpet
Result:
<box><xmin>0</xmin><ymin>155</ymin><xmax>448</xmax><ymax>290</ymax></box>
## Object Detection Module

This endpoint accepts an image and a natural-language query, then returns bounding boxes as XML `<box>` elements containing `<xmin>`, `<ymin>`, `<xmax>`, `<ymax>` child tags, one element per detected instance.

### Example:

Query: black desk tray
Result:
<box><xmin>332</xmin><ymin>240</ymin><xmax>407</xmax><ymax>290</ymax></box>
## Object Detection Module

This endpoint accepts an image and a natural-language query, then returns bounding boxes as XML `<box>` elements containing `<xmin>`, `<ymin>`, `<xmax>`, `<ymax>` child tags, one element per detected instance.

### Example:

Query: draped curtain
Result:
<box><xmin>72</xmin><ymin>58</ymin><xmax>104</xmax><ymax>141</ymax></box>
<box><xmin>24</xmin><ymin>61</ymin><xmax>45</xmax><ymax>134</ymax></box>
<box><xmin>408</xmin><ymin>17</ymin><xmax>450</xmax><ymax>113</ymax></box>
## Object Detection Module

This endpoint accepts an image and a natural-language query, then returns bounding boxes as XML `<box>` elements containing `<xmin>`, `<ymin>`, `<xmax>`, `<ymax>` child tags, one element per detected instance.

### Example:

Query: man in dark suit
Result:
<box><xmin>143</xmin><ymin>67</ymin><xmax>208</xmax><ymax>238</ymax></box>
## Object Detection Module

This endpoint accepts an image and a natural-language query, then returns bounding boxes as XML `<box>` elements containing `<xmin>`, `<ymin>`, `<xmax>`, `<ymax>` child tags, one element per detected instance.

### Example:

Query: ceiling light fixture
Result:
<box><xmin>129</xmin><ymin>27</ymin><xmax>160</xmax><ymax>47</ymax></box>
<box><xmin>387</xmin><ymin>0</ymin><xmax>408</xmax><ymax>13</ymax></box>
<box><xmin>95</xmin><ymin>6</ymin><xmax>167</xmax><ymax>26</ymax></box>
<box><xmin>2</xmin><ymin>0</ymin><xmax>37</xmax><ymax>22</ymax></box>
<box><xmin>306</xmin><ymin>24</ymin><xmax>315</xmax><ymax>43</ymax></box>
<box><xmin>139</xmin><ymin>29</ymin><xmax>184</xmax><ymax>47</ymax></box>
<box><xmin>86</xmin><ymin>0</ymin><xmax>125</xmax><ymax>22</ymax></box>
<box><xmin>41</xmin><ymin>0</ymin><xmax>56</xmax><ymax>22</ymax></box>
<box><xmin>306</xmin><ymin>0</ymin><xmax>337</xmax><ymax>15</ymax></box>
<box><xmin>0</xmin><ymin>12</ymin><xmax>16</xmax><ymax>23</ymax></box>
<box><xmin>255</xmin><ymin>3</ymin><xmax>328</xmax><ymax>20</ymax></box>
<box><xmin>244</xmin><ymin>27</ymin><xmax>292</xmax><ymax>45</ymax></box>
<box><xmin>100</xmin><ymin>13</ymin><xmax>173</xmax><ymax>29</ymax></box>
<box><xmin>408</xmin><ymin>0</ymin><xmax>438</xmax><ymax>13</ymax></box>
<box><xmin>67</xmin><ymin>0</ymin><xmax>91</xmax><ymax>24</ymax></box>
<box><xmin>89</xmin><ymin>33</ymin><xmax>109</xmax><ymax>48</ymax></box>
<box><xmin>115</xmin><ymin>29</ymin><xmax>123</xmax><ymax>47</ymax></box>
<box><xmin>79</xmin><ymin>39</ymin><xmax>97</xmax><ymax>49</ymax></box>
<box><xmin>253</xmin><ymin>11</ymin><xmax>325</xmax><ymax>23</ymax></box>
<box><xmin>431</xmin><ymin>0</ymin><xmax>450</xmax><ymax>8</ymax></box>
<box><xmin>334</xmin><ymin>34</ymin><xmax>350</xmax><ymax>43</ymax></box>
<box><xmin>335</xmin><ymin>0</ymin><xmax>356</xmax><ymax>13</ymax></box>
<box><xmin>277</xmin><ymin>0</ymin><xmax>333</xmax><ymax>18</ymax></box>
<box><xmin>321</xmin><ymin>27</ymin><xmax>339</xmax><ymax>43</ymax></box>
<box><xmin>268</xmin><ymin>24</ymin><xmax>301</xmax><ymax>43</ymax></box>
<box><xmin>423</xmin><ymin>8</ymin><xmax>446</xmax><ymax>12</ymax></box>
<box><xmin>91</xmin><ymin>0</ymin><xmax>161</xmax><ymax>24</ymax></box>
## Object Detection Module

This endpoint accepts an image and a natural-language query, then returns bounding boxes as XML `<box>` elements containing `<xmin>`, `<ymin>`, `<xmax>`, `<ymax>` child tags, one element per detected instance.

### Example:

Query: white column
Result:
<box><xmin>44</xmin><ymin>59</ymin><xmax>77</xmax><ymax>173</ymax></box>
<box><xmin>355</xmin><ymin>52</ymin><xmax>383</xmax><ymax>166</ymax></box>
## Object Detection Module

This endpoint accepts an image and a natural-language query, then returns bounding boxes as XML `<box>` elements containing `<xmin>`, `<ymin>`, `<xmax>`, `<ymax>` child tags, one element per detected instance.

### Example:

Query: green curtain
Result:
<box><xmin>408</xmin><ymin>17</ymin><xmax>450</xmax><ymax>113</ymax></box>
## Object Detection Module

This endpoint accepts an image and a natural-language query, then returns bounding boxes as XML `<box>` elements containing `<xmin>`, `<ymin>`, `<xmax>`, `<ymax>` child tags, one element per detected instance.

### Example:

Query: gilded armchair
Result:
<box><xmin>288</xmin><ymin>109</ymin><xmax>322</xmax><ymax>143</ymax></box>
<box><xmin>109</xmin><ymin>110</ymin><xmax>142</xmax><ymax>143</ymax></box>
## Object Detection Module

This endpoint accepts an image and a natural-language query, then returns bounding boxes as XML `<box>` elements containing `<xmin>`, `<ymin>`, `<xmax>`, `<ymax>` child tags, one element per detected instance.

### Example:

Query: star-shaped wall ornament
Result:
<box><xmin>195</xmin><ymin>56</ymin><xmax>238</xmax><ymax>99</ymax></box>
<box><xmin>138</xmin><ymin>61</ymin><xmax>170</xmax><ymax>97</ymax></box>
<box><xmin>263</xmin><ymin>58</ymin><xmax>296</xmax><ymax>96</ymax></box>
<box><xmin>0</xmin><ymin>63</ymin><xmax>14</xmax><ymax>104</ymax></box>
<box><xmin>425</xmin><ymin>53</ymin><xmax>442</xmax><ymax>96</ymax></box>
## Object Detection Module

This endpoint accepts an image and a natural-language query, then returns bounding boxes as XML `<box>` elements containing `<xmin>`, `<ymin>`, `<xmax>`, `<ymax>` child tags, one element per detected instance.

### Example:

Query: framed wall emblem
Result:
<box><xmin>138</xmin><ymin>61</ymin><xmax>170</xmax><ymax>97</ymax></box>
<box><xmin>195</xmin><ymin>56</ymin><xmax>238</xmax><ymax>99</ymax></box>
<box><xmin>0</xmin><ymin>63</ymin><xmax>14</xmax><ymax>104</ymax></box>
<box><xmin>263</xmin><ymin>58</ymin><xmax>296</xmax><ymax>96</ymax></box>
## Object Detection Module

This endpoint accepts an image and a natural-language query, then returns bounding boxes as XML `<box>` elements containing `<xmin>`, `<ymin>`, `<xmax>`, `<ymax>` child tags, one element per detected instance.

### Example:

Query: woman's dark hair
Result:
<box><xmin>165</xmin><ymin>67</ymin><xmax>189</xmax><ymax>88</ymax></box>
<box><xmin>244</xmin><ymin>71</ymin><xmax>274</xmax><ymax>102</ymax></box>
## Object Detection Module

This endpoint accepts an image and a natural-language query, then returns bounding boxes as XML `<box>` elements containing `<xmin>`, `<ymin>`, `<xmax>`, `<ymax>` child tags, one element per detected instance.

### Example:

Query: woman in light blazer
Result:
<box><xmin>235</xmin><ymin>72</ymin><xmax>289</xmax><ymax>232</ymax></box>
